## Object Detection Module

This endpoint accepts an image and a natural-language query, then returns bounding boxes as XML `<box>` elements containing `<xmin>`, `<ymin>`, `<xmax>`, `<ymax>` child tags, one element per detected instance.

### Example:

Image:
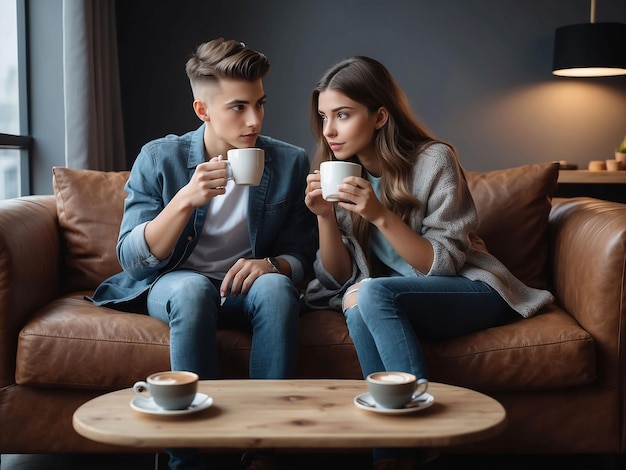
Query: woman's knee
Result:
<box><xmin>343</xmin><ymin>303</ymin><xmax>361</xmax><ymax>324</ymax></box>
<box><xmin>355</xmin><ymin>278</ymin><xmax>387</xmax><ymax>306</ymax></box>
<box><xmin>342</xmin><ymin>278</ymin><xmax>372</xmax><ymax>313</ymax></box>
<box><xmin>352</xmin><ymin>278</ymin><xmax>398</xmax><ymax>324</ymax></box>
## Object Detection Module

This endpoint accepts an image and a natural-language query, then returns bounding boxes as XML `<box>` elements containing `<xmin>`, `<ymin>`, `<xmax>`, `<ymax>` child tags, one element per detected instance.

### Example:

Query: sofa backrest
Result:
<box><xmin>466</xmin><ymin>162</ymin><xmax>558</xmax><ymax>289</ymax></box>
<box><xmin>53</xmin><ymin>167</ymin><xmax>130</xmax><ymax>292</ymax></box>
<box><xmin>51</xmin><ymin>162</ymin><xmax>558</xmax><ymax>293</ymax></box>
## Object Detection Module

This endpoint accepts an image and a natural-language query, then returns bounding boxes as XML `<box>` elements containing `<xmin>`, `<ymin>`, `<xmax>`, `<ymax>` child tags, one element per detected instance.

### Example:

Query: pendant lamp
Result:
<box><xmin>552</xmin><ymin>0</ymin><xmax>626</xmax><ymax>77</ymax></box>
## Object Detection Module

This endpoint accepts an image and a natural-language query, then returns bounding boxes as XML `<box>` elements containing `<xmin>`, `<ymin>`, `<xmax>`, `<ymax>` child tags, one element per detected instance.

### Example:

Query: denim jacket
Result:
<box><xmin>91</xmin><ymin>124</ymin><xmax>317</xmax><ymax>311</ymax></box>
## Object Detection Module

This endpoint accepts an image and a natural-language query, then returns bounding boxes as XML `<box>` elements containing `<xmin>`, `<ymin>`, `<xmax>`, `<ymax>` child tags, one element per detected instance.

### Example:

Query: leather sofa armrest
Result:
<box><xmin>549</xmin><ymin>197</ymin><xmax>626</xmax><ymax>387</ymax></box>
<box><xmin>0</xmin><ymin>195</ymin><xmax>60</xmax><ymax>387</ymax></box>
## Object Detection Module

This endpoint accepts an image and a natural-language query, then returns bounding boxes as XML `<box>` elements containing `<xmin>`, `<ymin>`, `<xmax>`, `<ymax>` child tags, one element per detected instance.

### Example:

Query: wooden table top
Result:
<box><xmin>72</xmin><ymin>379</ymin><xmax>506</xmax><ymax>450</ymax></box>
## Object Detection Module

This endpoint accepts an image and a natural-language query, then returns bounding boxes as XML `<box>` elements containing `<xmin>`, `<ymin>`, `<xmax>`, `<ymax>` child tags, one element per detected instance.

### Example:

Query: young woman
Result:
<box><xmin>304</xmin><ymin>56</ymin><xmax>554</xmax><ymax>469</ymax></box>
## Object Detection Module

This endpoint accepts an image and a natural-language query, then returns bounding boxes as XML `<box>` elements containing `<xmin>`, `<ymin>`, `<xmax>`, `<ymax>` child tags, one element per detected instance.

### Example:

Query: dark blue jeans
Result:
<box><xmin>344</xmin><ymin>275</ymin><xmax>518</xmax><ymax>464</ymax></box>
<box><xmin>344</xmin><ymin>275</ymin><xmax>518</xmax><ymax>379</ymax></box>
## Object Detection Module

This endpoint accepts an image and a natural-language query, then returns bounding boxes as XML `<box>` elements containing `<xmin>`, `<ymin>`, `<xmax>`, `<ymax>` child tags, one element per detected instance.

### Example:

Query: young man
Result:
<box><xmin>91</xmin><ymin>38</ymin><xmax>316</xmax><ymax>469</ymax></box>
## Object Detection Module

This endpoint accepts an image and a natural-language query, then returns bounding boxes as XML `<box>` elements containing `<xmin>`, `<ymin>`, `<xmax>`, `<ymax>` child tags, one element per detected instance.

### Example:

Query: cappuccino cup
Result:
<box><xmin>366</xmin><ymin>371</ymin><xmax>428</xmax><ymax>409</ymax></box>
<box><xmin>226</xmin><ymin>148</ymin><xmax>265</xmax><ymax>186</ymax></box>
<box><xmin>320</xmin><ymin>161</ymin><xmax>362</xmax><ymax>201</ymax></box>
<box><xmin>133</xmin><ymin>371</ymin><xmax>198</xmax><ymax>410</ymax></box>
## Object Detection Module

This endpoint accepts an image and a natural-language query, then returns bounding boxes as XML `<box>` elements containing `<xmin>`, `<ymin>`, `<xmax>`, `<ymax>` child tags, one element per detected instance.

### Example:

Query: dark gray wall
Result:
<box><xmin>116</xmin><ymin>0</ymin><xmax>625</xmax><ymax>172</ymax></box>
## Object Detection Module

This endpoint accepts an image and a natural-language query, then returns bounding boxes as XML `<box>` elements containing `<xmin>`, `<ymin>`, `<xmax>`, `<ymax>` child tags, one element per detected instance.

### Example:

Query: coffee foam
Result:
<box><xmin>368</xmin><ymin>371</ymin><xmax>415</xmax><ymax>384</ymax></box>
<box><xmin>149</xmin><ymin>371</ymin><xmax>197</xmax><ymax>385</ymax></box>
<box><xmin>378</xmin><ymin>374</ymin><xmax>406</xmax><ymax>383</ymax></box>
<box><xmin>151</xmin><ymin>376</ymin><xmax>178</xmax><ymax>385</ymax></box>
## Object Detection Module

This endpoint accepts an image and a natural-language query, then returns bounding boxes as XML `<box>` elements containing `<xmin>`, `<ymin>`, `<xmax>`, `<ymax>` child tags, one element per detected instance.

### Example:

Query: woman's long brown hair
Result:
<box><xmin>310</xmin><ymin>56</ymin><xmax>454</xmax><ymax>272</ymax></box>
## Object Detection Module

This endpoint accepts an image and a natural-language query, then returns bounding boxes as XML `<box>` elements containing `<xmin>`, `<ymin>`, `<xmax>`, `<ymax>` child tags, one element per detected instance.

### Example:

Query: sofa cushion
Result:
<box><xmin>52</xmin><ymin>167</ymin><xmax>130</xmax><ymax>292</ymax></box>
<box><xmin>16</xmin><ymin>298</ymin><xmax>594</xmax><ymax>392</ymax></box>
<box><xmin>16</xmin><ymin>293</ymin><xmax>171</xmax><ymax>389</ymax></box>
<box><xmin>423</xmin><ymin>305</ymin><xmax>596</xmax><ymax>392</ymax></box>
<box><xmin>465</xmin><ymin>162</ymin><xmax>559</xmax><ymax>289</ymax></box>
<box><xmin>15</xmin><ymin>296</ymin><xmax>362</xmax><ymax>388</ymax></box>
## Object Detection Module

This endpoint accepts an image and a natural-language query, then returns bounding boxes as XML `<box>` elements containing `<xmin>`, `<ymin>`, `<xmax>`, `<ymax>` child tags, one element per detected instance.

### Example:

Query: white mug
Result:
<box><xmin>320</xmin><ymin>161</ymin><xmax>362</xmax><ymax>201</ymax></box>
<box><xmin>226</xmin><ymin>148</ymin><xmax>265</xmax><ymax>186</ymax></box>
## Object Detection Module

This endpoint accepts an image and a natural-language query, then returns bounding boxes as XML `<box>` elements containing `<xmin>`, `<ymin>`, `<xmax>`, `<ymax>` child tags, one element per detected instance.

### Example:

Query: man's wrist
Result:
<box><xmin>265</xmin><ymin>257</ymin><xmax>280</xmax><ymax>273</ymax></box>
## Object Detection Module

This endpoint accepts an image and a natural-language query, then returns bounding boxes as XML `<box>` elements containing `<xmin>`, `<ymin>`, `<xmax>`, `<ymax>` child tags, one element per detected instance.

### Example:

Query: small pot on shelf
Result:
<box><xmin>615</xmin><ymin>152</ymin><xmax>626</xmax><ymax>170</ymax></box>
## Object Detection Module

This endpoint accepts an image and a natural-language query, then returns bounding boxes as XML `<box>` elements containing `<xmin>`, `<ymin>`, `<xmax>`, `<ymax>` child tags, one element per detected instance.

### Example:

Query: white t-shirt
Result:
<box><xmin>180</xmin><ymin>179</ymin><xmax>252</xmax><ymax>280</ymax></box>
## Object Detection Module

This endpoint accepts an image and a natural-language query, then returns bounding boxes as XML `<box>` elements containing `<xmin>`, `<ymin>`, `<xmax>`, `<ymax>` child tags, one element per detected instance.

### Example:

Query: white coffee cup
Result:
<box><xmin>366</xmin><ymin>371</ymin><xmax>428</xmax><ymax>409</ymax></box>
<box><xmin>226</xmin><ymin>148</ymin><xmax>265</xmax><ymax>186</ymax></box>
<box><xmin>320</xmin><ymin>161</ymin><xmax>362</xmax><ymax>201</ymax></box>
<box><xmin>133</xmin><ymin>371</ymin><xmax>198</xmax><ymax>410</ymax></box>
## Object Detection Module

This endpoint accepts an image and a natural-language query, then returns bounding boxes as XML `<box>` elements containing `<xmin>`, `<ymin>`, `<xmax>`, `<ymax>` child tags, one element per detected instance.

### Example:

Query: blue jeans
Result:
<box><xmin>147</xmin><ymin>270</ymin><xmax>301</xmax><ymax>379</ymax></box>
<box><xmin>344</xmin><ymin>276</ymin><xmax>518</xmax><ymax>465</ymax></box>
<box><xmin>147</xmin><ymin>270</ymin><xmax>301</xmax><ymax>470</ymax></box>
<box><xmin>344</xmin><ymin>276</ymin><xmax>518</xmax><ymax>379</ymax></box>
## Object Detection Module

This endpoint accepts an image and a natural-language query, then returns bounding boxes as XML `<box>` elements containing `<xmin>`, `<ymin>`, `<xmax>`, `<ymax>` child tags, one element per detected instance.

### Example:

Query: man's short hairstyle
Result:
<box><xmin>185</xmin><ymin>38</ymin><xmax>270</xmax><ymax>98</ymax></box>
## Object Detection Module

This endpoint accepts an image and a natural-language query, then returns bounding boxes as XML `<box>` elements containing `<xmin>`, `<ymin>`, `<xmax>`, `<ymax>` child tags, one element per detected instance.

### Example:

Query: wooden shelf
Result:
<box><xmin>558</xmin><ymin>170</ymin><xmax>626</xmax><ymax>184</ymax></box>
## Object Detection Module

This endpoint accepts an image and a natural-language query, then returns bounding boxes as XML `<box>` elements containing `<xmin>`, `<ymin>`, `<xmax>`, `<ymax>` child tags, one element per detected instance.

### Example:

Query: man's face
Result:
<box><xmin>201</xmin><ymin>78</ymin><xmax>266</xmax><ymax>155</ymax></box>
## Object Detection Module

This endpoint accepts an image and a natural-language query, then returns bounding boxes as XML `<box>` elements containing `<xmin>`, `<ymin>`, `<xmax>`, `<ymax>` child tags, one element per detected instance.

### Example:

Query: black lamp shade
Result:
<box><xmin>552</xmin><ymin>22</ymin><xmax>626</xmax><ymax>76</ymax></box>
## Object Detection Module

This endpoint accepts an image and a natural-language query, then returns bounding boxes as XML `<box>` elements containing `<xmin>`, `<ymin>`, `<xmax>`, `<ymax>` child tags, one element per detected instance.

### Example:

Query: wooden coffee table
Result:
<box><xmin>73</xmin><ymin>379</ymin><xmax>506</xmax><ymax>450</ymax></box>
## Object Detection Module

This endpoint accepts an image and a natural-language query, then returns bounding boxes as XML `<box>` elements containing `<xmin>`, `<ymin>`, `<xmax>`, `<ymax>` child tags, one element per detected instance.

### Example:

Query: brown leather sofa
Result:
<box><xmin>1</xmin><ymin>162</ymin><xmax>625</xmax><ymax>456</ymax></box>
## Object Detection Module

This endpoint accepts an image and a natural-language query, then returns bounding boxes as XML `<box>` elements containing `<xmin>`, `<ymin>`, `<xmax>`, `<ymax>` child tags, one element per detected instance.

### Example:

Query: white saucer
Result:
<box><xmin>353</xmin><ymin>392</ymin><xmax>434</xmax><ymax>414</ymax></box>
<box><xmin>130</xmin><ymin>393</ymin><xmax>213</xmax><ymax>416</ymax></box>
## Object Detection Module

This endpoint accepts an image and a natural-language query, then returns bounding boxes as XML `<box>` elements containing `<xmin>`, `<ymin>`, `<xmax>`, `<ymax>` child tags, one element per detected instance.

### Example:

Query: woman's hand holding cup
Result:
<box><xmin>305</xmin><ymin>171</ymin><xmax>334</xmax><ymax>218</ymax></box>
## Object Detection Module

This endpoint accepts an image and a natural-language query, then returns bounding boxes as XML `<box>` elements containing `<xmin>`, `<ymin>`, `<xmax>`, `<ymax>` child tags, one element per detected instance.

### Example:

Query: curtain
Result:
<box><xmin>63</xmin><ymin>0</ymin><xmax>125</xmax><ymax>170</ymax></box>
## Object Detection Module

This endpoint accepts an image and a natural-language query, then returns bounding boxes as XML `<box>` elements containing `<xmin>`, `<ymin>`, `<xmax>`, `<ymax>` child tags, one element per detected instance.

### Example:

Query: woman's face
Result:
<box><xmin>317</xmin><ymin>89</ymin><xmax>380</xmax><ymax>162</ymax></box>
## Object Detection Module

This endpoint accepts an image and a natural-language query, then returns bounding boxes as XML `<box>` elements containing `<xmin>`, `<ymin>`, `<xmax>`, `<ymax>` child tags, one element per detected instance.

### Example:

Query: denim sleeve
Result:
<box><xmin>114</xmin><ymin>147</ymin><xmax>175</xmax><ymax>281</ymax></box>
<box><xmin>117</xmin><ymin>222</ymin><xmax>169</xmax><ymax>280</ymax></box>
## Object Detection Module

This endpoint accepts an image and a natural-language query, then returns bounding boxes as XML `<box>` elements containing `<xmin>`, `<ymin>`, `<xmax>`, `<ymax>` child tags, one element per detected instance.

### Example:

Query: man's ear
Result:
<box><xmin>375</xmin><ymin>107</ymin><xmax>389</xmax><ymax>130</ymax></box>
<box><xmin>193</xmin><ymin>99</ymin><xmax>209</xmax><ymax>122</ymax></box>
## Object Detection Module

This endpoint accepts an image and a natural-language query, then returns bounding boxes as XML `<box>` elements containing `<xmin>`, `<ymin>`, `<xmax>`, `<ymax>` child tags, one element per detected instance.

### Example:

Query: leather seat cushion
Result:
<box><xmin>16</xmin><ymin>295</ymin><xmax>595</xmax><ymax>392</ymax></box>
<box><xmin>14</xmin><ymin>295</ymin><xmax>362</xmax><ymax>389</ymax></box>
<box><xmin>424</xmin><ymin>303</ymin><xmax>596</xmax><ymax>392</ymax></box>
<box><xmin>16</xmin><ymin>294</ymin><xmax>171</xmax><ymax>389</ymax></box>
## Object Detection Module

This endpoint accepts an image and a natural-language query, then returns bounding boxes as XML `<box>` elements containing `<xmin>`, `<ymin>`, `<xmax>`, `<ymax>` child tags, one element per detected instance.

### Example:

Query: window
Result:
<box><xmin>0</xmin><ymin>0</ymin><xmax>30</xmax><ymax>199</ymax></box>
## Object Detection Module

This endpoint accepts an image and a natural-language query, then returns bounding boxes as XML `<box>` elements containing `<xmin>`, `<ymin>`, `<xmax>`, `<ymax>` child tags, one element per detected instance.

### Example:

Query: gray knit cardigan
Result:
<box><xmin>304</xmin><ymin>143</ymin><xmax>554</xmax><ymax>318</ymax></box>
